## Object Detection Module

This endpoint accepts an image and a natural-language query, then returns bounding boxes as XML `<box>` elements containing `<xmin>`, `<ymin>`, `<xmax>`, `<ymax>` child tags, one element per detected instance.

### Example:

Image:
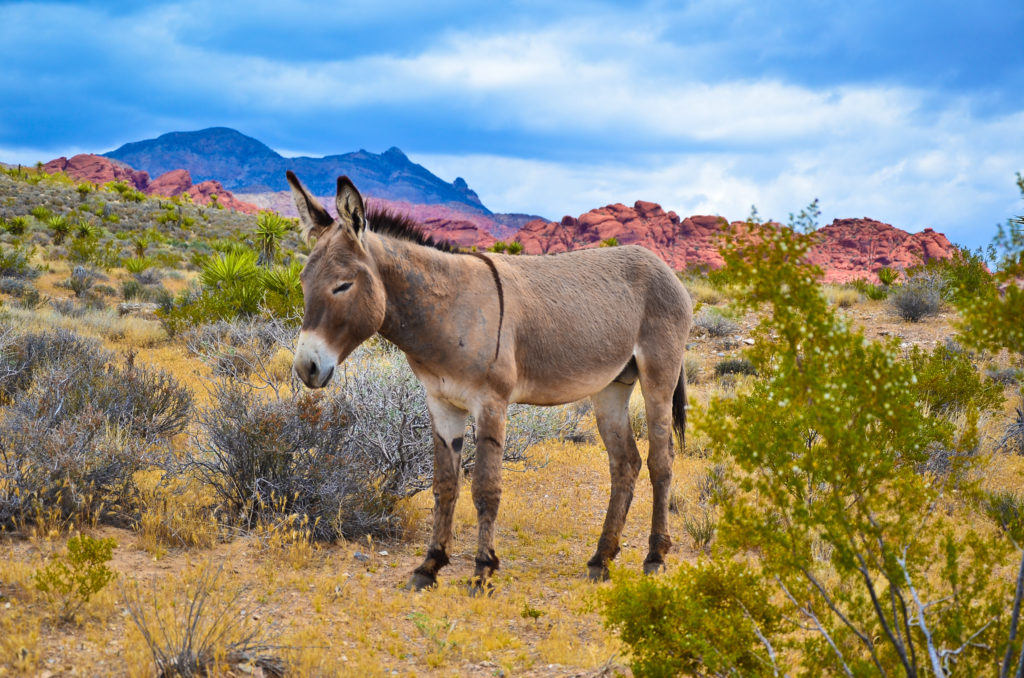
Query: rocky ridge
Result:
<box><xmin>41</xmin><ymin>154</ymin><xmax>259</xmax><ymax>214</ymax></box>
<box><xmin>514</xmin><ymin>202</ymin><xmax>956</xmax><ymax>283</ymax></box>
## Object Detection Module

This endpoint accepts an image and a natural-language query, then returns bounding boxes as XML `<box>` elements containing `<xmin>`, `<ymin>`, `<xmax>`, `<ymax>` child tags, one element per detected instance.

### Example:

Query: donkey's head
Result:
<box><xmin>287</xmin><ymin>171</ymin><xmax>387</xmax><ymax>388</ymax></box>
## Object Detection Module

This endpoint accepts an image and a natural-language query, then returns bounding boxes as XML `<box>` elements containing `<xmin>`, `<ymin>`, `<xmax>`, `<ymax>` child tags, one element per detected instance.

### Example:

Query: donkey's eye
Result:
<box><xmin>332</xmin><ymin>282</ymin><xmax>353</xmax><ymax>294</ymax></box>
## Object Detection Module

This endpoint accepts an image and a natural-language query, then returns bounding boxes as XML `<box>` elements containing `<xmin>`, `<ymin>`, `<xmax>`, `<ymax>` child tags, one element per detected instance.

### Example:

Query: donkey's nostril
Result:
<box><xmin>309</xmin><ymin>360</ymin><xmax>318</xmax><ymax>377</ymax></box>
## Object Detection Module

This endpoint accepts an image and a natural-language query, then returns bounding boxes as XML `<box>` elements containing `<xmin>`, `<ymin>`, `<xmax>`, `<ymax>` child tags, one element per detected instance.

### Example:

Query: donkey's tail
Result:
<box><xmin>672</xmin><ymin>363</ymin><xmax>687</xmax><ymax>451</ymax></box>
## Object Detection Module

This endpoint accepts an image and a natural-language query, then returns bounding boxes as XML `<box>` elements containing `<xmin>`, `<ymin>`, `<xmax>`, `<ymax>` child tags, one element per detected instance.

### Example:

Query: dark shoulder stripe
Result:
<box><xmin>468</xmin><ymin>252</ymin><xmax>504</xmax><ymax>361</ymax></box>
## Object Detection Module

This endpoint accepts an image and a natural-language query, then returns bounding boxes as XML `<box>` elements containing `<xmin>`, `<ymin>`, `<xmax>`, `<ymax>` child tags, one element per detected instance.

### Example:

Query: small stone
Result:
<box><xmin>378</xmin><ymin>550</ymin><xmax>389</xmax><ymax>556</ymax></box>
<box><xmin>742</xmin><ymin>338</ymin><xmax>755</xmax><ymax>345</ymax></box>
<box><xmin>353</xmin><ymin>551</ymin><xmax>370</xmax><ymax>562</ymax></box>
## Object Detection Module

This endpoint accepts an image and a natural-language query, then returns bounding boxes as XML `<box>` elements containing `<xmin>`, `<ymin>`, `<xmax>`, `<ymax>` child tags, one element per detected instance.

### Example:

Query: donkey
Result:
<box><xmin>287</xmin><ymin>171</ymin><xmax>693</xmax><ymax>591</ymax></box>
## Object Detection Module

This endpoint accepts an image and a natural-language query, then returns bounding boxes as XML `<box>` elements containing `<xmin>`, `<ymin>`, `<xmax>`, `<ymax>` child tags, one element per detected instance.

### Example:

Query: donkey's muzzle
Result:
<box><xmin>293</xmin><ymin>330</ymin><xmax>337</xmax><ymax>389</ymax></box>
<box><xmin>297</xmin><ymin>361</ymin><xmax>333</xmax><ymax>389</ymax></box>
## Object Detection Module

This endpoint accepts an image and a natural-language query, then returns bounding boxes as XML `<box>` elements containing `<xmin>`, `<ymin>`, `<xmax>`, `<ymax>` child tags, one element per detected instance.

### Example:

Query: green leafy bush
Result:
<box><xmin>34</xmin><ymin>534</ymin><xmax>117</xmax><ymax>620</ymax></box>
<box><xmin>602</xmin><ymin>560</ymin><xmax>781</xmax><ymax>678</ymax></box>
<box><xmin>603</xmin><ymin>213</ymin><xmax>1023</xmax><ymax>676</ymax></box>
<box><xmin>907</xmin><ymin>341</ymin><xmax>1004</xmax><ymax>415</ymax></box>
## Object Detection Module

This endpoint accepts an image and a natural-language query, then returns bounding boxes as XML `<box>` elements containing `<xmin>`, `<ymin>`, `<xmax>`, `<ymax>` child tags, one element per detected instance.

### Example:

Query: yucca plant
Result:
<box><xmin>123</xmin><ymin>257</ymin><xmax>154</xmax><ymax>274</ymax></box>
<box><xmin>254</xmin><ymin>211</ymin><xmax>291</xmax><ymax>266</ymax></box>
<box><xmin>47</xmin><ymin>215</ymin><xmax>71</xmax><ymax>244</ymax></box>
<box><xmin>261</xmin><ymin>259</ymin><xmax>304</xmax><ymax>319</ymax></box>
<box><xmin>74</xmin><ymin>219</ymin><xmax>101</xmax><ymax>240</ymax></box>
<box><xmin>200</xmin><ymin>249</ymin><xmax>260</xmax><ymax>290</ymax></box>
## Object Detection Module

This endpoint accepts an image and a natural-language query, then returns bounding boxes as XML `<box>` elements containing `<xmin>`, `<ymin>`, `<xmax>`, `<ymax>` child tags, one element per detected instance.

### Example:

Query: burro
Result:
<box><xmin>287</xmin><ymin>171</ymin><xmax>693</xmax><ymax>593</ymax></box>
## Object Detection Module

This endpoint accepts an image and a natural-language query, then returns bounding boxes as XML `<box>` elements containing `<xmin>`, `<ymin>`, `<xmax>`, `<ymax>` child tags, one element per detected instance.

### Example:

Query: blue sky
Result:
<box><xmin>1</xmin><ymin>0</ymin><xmax>1022</xmax><ymax>247</ymax></box>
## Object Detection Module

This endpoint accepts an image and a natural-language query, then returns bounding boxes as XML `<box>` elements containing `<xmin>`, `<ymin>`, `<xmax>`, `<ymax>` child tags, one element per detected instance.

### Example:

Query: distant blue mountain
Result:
<box><xmin>104</xmin><ymin>127</ymin><xmax>490</xmax><ymax>213</ymax></box>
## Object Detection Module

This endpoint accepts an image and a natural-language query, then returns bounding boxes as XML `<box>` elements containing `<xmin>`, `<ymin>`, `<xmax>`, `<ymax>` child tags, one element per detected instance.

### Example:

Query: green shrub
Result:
<box><xmin>907</xmin><ymin>341</ymin><xmax>1005</xmax><ymax>414</ymax></box>
<box><xmin>34</xmin><ymin>534</ymin><xmax>117</xmax><ymax>621</ymax></box>
<box><xmin>877</xmin><ymin>266</ymin><xmax>899</xmax><ymax>286</ymax></box>
<box><xmin>47</xmin><ymin>215</ymin><xmax>71</xmax><ymax>244</ymax></box>
<box><xmin>602</xmin><ymin>560</ymin><xmax>781</xmax><ymax>678</ymax></box>
<box><xmin>714</xmin><ymin>357</ymin><xmax>756</xmax><ymax>376</ymax></box>
<box><xmin>602</xmin><ymin>214</ymin><xmax>1023</xmax><ymax>676</ymax></box>
<box><xmin>599</xmin><ymin>237</ymin><xmax>619</xmax><ymax>247</ymax></box>
<box><xmin>850</xmin><ymin>277</ymin><xmax>890</xmax><ymax>300</ymax></box>
<box><xmin>123</xmin><ymin>256</ymin><xmax>153</xmax><ymax>274</ymax></box>
<box><xmin>29</xmin><ymin>205</ymin><xmax>52</xmax><ymax>222</ymax></box>
<box><xmin>0</xmin><ymin>242</ymin><xmax>38</xmax><ymax>278</ymax></box>
<box><xmin>4</xmin><ymin>215</ymin><xmax>30</xmax><ymax>235</ymax></box>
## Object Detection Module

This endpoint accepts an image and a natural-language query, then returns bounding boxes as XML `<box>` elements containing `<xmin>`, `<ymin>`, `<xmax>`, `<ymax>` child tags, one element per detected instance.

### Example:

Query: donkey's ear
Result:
<box><xmin>335</xmin><ymin>176</ymin><xmax>366</xmax><ymax>239</ymax></box>
<box><xmin>286</xmin><ymin>171</ymin><xmax>334</xmax><ymax>241</ymax></box>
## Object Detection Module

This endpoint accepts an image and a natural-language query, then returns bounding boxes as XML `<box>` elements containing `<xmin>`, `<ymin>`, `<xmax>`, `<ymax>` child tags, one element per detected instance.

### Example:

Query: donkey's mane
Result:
<box><xmin>366</xmin><ymin>206</ymin><xmax>462</xmax><ymax>254</ymax></box>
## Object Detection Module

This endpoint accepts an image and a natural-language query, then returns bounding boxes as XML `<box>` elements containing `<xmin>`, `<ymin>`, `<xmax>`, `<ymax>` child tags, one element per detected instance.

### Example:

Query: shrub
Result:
<box><xmin>29</xmin><ymin>205</ymin><xmax>52</xmax><ymax>222</ymax></box>
<box><xmin>603</xmin><ymin>215</ymin><xmax>1022</xmax><ymax>675</ymax></box>
<box><xmin>714</xmin><ymin>357</ymin><xmax>756</xmax><ymax>377</ymax></box>
<box><xmin>5</xmin><ymin>215</ymin><xmax>29</xmax><ymax>236</ymax></box>
<box><xmin>694</xmin><ymin>307</ymin><xmax>739</xmax><ymax>337</ymax></box>
<box><xmin>122</xmin><ymin>564</ymin><xmax>285</xmax><ymax>677</ymax></box>
<box><xmin>0</xmin><ymin>242</ymin><xmax>38</xmax><ymax>278</ymax></box>
<box><xmin>891</xmin><ymin>268</ymin><xmax>945</xmax><ymax>321</ymax></box>
<box><xmin>877</xmin><ymin>266</ymin><xmax>899</xmax><ymax>286</ymax></box>
<box><xmin>68</xmin><ymin>265</ymin><xmax>97</xmax><ymax>297</ymax></box>
<box><xmin>1000</xmin><ymin>401</ymin><xmax>1024</xmax><ymax>456</ymax></box>
<box><xmin>907</xmin><ymin>341</ymin><xmax>1004</xmax><ymax>414</ymax></box>
<box><xmin>0</xmin><ymin>326</ymin><xmax>192</xmax><ymax>528</ymax></box>
<box><xmin>123</xmin><ymin>256</ymin><xmax>153</xmax><ymax>274</ymax></box>
<box><xmin>850</xmin><ymin>277</ymin><xmax>890</xmax><ymax>300</ymax></box>
<box><xmin>34</xmin><ymin>534</ymin><xmax>117</xmax><ymax>621</ymax></box>
<box><xmin>601</xmin><ymin>560</ymin><xmax>781</xmax><ymax>678</ymax></box>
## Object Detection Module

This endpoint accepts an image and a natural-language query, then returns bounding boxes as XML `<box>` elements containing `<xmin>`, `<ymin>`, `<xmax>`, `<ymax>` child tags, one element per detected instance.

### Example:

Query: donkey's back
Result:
<box><xmin>497</xmin><ymin>245</ymin><xmax>692</xmax><ymax>407</ymax></box>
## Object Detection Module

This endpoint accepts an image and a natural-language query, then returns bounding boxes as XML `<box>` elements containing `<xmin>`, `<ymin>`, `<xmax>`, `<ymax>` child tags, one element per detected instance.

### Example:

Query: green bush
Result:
<box><xmin>34</xmin><ymin>534</ymin><xmax>117</xmax><ymax>621</ymax></box>
<box><xmin>603</xmin><ymin>214</ymin><xmax>1023</xmax><ymax>676</ymax></box>
<box><xmin>602</xmin><ymin>560</ymin><xmax>781</xmax><ymax>678</ymax></box>
<box><xmin>908</xmin><ymin>341</ymin><xmax>1005</xmax><ymax>415</ymax></box>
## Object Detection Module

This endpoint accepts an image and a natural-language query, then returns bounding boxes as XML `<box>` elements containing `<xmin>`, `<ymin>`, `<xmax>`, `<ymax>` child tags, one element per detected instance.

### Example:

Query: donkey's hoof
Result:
<box><xmin>642</xmin><ymin>560</ymin><xmax>665</xmax><ymax>576</ymax></box>
<box><xmin>587</xmin><ymin>564</ymin><xmax>610</xmax><ymax>582</ymax></box>
<box><xmin>406</xmin><ymin>572</ymin><xmax>437</xmax><ymax>591</ymax></box>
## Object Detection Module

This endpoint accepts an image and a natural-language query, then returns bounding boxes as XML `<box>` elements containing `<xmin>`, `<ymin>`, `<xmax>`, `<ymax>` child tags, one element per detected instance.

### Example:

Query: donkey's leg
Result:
<box><xmin>469</xmin><ymin>399</ymin><xmax>507</xmax><ymax>594</ymax></box>
<box><xmin>408</xmin><ymin>396</ymin><xmax>467</xmax><ymax>591</ymax></box>
<box><xmin>587</xmin><ymin>380</ymin><xmax>643</xmax><ymax>581</ymax></box>
<box><xmin>637</xmin><ymin>355</ymin><xmax>683</xmax><ymax>574</ymax></box>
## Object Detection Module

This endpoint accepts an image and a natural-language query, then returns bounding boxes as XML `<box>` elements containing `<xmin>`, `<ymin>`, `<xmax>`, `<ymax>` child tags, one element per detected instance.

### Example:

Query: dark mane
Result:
<box><xmin>366</xmin><ymin>206</ymin><xmax>462</xmax><ymax>254</ymax></box>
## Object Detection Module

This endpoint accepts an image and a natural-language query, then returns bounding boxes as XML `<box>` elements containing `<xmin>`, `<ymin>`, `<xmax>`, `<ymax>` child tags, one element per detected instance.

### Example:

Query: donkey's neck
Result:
<box><xmin>367</xmin><ymin>233</ymin><xmax>467</xmax><ymax>359</ymax></box>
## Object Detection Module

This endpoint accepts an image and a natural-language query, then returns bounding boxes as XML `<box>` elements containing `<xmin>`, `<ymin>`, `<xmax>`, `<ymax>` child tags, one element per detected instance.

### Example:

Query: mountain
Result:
<box><xmin>104</xmin><ymin>127</ymin><xmax>489</xmax><ymax>211</ymax></box>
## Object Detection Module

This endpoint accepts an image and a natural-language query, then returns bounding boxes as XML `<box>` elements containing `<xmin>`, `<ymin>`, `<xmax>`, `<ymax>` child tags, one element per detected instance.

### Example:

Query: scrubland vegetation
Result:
<box><xmin>0</xmin><ymin>165</ymin><xmax>1022</xmax><ymax>676</ymax></box>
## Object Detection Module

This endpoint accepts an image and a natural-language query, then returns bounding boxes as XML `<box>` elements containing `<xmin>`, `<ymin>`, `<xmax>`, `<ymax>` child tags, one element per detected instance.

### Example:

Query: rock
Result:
<box><xmin>352</xmin><ymin>551</ymin><xmax>370</xmax><ymax>562</ymax></box>
<box><xmin>43</xmin><ymin>154</ymin><xmax>149</xmax><ymax>190</ymax></box>
<box><xmin>117</xmin><ymin>302</ymin><xmax>160</xmax><ymax>320</ymax></box>
<box><xmin>187</xmin><ymin>180</ymin><xmax>259</xmax><ymax>214</ymax></box>
<box><xmin>514</xmin><ymin>206</ymin><xmax>955</xmax><ymax>281</ymax></box>
<box><xmin>146</xmin><ymin>169</ymin><xmax>192</xmax><ymax>197</ymax></box>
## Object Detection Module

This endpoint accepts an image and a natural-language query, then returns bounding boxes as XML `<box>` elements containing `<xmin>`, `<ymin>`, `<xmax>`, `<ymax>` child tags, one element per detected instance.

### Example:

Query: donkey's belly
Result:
<box><xmin>510</xmin><ymin>362</ymin><xmax>629</xmax><ymax>406</ymax></box>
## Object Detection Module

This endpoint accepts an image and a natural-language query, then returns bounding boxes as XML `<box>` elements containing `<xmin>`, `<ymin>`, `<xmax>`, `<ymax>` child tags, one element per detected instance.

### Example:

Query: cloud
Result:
<box><xmin>0</xmin><ymin>1</ymin><xmax>1020</xmax><ymax>249</ymax></box>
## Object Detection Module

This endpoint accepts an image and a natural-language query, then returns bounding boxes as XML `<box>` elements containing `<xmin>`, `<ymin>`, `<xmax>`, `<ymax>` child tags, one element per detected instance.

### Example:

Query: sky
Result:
<box><xmin>1</xmin><ymin>0</ymin><xmax>1022</xmax><ymax>248</ymax></box>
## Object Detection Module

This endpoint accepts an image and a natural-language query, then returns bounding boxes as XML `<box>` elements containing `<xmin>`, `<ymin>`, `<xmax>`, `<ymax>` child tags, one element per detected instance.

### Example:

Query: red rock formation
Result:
<box><xmin>513</xmin><ymin>204</ymin><xmax>955</xmax><ymax>281</ymax></box>
<box><xmin>43</xmin><ymin>154</ymin><xmax>150</xmax><ymax>189</ymax></box>
<box><xmin>806</xmin><ymin>219</ymin><xmax>956</xmax><ymax>283</ymax></box>
<box><xmin>42</xmin><ymin>154</ymin><xmax>260</xmax><ymax>214</ymax></box>
<box><xmin>146</xmin><ymin>169</ymin><xmax>192</xmax><ymax>197</ymax></box>
<box><xmin>187</xmin><ymin>180</ymin><xmax>259</xmax><ymax>214</ymax></box>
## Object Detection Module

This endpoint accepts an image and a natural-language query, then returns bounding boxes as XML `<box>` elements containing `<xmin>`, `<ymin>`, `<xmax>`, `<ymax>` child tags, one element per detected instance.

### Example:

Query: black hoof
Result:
<box><xmin>587</xmin><ymin>564</ymin><xmax>610</xmax><ymax>582</ymax></box>
<box><xmin>643</xmin><ymin>559</ymin><xmax>665</xmax><ymax>575</ymax></box>
<box><xmin>406</xmin><ymin>572</ymin><xmax>437</xmax><ymax>591</ymax></box>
